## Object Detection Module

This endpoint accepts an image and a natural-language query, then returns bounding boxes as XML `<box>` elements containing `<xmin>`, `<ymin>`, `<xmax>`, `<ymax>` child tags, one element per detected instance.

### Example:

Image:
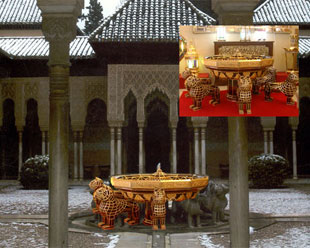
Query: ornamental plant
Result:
<box><xmin>248</xmin><ymin>154</ymin><xmax>289</xmax><ymax>189</ymax></box>
<box><xmin>20</xmin><ymin>155</ymin><xmax>49</xmax><ymax>189</ymax></box>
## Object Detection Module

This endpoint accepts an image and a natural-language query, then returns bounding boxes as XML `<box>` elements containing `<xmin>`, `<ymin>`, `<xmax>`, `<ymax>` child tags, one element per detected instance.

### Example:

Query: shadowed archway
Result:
<box><xmin>23</xmin><ymin>98</ymin><xmax>42</xmax><ymax>161</ymax></box>
<box><xmin>0</xmin><ymin>99</ymin><xmax>18</xmax><ymax>179</ymax></box>
<box><xmin>144</xmin><ymin>90</ymin><xmax>170</xmax><ymax>173</ymax></box>
<box><xmin>123</xmin><ymin>91</ymin><xmax>139</xmax><ymax>173</ymax></box>
<box><xmin>83</xmin><ymin>98</ymin><xmax>110</xmax><ymax>179</ymax></box>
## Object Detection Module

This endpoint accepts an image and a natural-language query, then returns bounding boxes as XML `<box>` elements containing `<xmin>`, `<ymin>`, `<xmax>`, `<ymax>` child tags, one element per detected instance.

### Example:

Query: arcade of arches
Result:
<box><xmin>0</xmin><ymin>65</ymin><xmax>309</xmax><ymax>180</ymax></box>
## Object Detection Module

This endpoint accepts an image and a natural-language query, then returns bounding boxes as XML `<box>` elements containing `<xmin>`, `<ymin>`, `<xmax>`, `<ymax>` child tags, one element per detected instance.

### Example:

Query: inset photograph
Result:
<box><xmin>179</xmin><ymin>25</ymin><xmax>299</xmax><ymax>116</ymax></box>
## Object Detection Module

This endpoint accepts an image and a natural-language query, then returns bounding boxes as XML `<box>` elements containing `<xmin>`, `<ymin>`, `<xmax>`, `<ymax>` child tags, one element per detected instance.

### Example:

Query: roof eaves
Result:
<box><xmin>184</xmin><ymin>0</ymin><xmax>216</xmax><ymax>23</ymax></box>
<box><xmin>254</xmin><ymin>0</ymin><xmax>271</xmax><ymax>12</ymax></box>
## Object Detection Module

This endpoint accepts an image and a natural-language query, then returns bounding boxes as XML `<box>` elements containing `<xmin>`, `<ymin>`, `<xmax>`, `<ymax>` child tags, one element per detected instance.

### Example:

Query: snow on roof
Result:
<box><xmin>0</xmin><ymin>36</ymin><xmax>95</xmax><ymax>59</ymax></box>
<box><xmin>253</xmin><ymin>0</ymin><xmax>310</xmax><ymax>24</ymax></box>
<box><xmin>89</xmin><ymin>0</ymin><xmax>217</xmax><ymax>42</ymax></box>
<box><xmin>299</xmin><ymin>36</ymin><xmax>310</xmax><ymax>58</ymax></box>
<box><xmin>0</xmin><ymin>0</ymin><xmax>42</xmax><ymax>26</ymax></box>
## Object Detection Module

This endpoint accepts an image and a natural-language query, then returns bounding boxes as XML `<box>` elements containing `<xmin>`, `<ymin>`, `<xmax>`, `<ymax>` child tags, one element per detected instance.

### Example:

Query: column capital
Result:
<box><xmin>191</xmin><ymin>117</ymin><xmax>208</xmax><ymax>128</ymax></box>
<box><xmin>137</xmin><ymin>121</ymin><xmax>145</xmax><ymax>128</ymax></box>
<box><xmin>38</xmin><ymin>0</ymin><xmax>84</xmax><ymax>66</ymax></box>
<box><xmin>260</xmin><ymin>117</ymin><xmax>276</xmax><ymax>130</ymax></box>
<box><xmin>288</xmin><ymin>116</ymin><xmax>299</xmax><ymax>130</ymax></box>
<box><xmin>108</xmin><ymin>121</ymin><xmax>124</xmax><ymax>128</ymax></box>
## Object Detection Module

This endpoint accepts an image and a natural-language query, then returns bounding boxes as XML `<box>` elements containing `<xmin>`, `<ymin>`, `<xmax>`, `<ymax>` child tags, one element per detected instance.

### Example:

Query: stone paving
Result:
<box><xmin>0</xmin><ymin>182</ymin><xmax>310</xmax><ymax>247</ymax></box>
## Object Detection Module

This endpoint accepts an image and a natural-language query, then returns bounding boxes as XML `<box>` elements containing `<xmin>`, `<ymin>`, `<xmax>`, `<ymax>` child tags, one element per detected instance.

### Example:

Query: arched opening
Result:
<box><xmin>123</xmin><ymin>91</ymin><xmax>138</xmax><ymax>173</ymax></box>
<box><xmin>23</xmin><ymin>98</ymin><xmax>42</xmax><ymax>161</ymax></box>
<box><xmin>0</xmin><ymin>99</ymin><xmax>18</xmax><ymax>179</ymax></box>
<box><xmin>297</xmin><ymin>97</ymin><xmax>310</xmax><ymax>176</ymax></box>
<box><xmin>177</xmin><ymin>117</ymin><xmax>190</xmax><ymax>173</ymax></box>
<box><xmin>144</xmin><ymin>89</ymin><xmax>170</xmax><ymax>173</ymax></box>
<box><xmin>83</xmin><ymin>98</ymin><xmax>110</xmax><ymax>179</ymax></box>
<box><xmin>206</xmin><ymin>117</ymin><xmax>228</xmax><ymax>178</ymax></box>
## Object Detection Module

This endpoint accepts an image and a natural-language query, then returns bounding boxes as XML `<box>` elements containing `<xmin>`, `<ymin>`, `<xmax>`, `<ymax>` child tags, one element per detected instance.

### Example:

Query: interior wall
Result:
<box><xmin>179</xmin><ymin>26</ymin><xmax>291</xmax><ymax>74</ymax></box>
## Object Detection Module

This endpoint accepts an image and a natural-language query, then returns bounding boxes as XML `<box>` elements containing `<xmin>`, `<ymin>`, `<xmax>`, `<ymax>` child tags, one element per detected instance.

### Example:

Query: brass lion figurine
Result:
<box><xmin>89</xmin><ymin>177</ymin><xmax>140</xmax><ymax>230</ymax></box>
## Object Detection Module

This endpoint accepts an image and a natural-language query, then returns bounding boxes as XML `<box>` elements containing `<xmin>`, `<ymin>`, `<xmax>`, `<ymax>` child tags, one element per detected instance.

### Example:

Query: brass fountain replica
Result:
<box><xmin>89</xmin><ymin>164</ymin><xmax>209</xmax><ymax>230</ymax></box>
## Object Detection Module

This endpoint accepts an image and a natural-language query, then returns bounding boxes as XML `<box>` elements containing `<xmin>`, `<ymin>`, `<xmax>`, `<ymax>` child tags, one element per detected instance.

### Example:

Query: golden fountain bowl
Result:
<box><xmin>111</xmin><ymin>168</ymin><xmax>209</xmax><ymax>203</ymax></box>
<box><xmin>204</xmin><ymin>56</ymin><xmax>274</xmax><ymax>71</ymax></box>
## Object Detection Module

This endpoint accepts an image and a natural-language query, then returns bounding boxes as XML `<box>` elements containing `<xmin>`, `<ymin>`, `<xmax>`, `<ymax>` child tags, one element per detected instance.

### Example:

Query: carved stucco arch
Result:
<box><xmin>107</xmin><ymin>64</ymin><xmax>179</xmax><ymax>126</ymax></box>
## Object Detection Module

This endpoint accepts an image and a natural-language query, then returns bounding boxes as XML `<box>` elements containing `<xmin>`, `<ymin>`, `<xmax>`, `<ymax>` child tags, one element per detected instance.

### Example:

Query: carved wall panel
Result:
<box><xmin>108</xmin><ymin>65</ymin><xmax>179</xmax><ymax>124</ymax></box>
<box><xmin>70</xmin><ymin>76</ymin><xmax>107</xmax><ymax>130</ymax></box>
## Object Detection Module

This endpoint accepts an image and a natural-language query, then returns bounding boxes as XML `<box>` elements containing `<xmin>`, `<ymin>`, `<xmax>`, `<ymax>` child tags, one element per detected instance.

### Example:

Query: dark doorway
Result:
<box><xmin>297</xmin><ymin>97</ymin><xmax>310</xmax><ymax>176</ymax></box>
<box><xmin>0</xmin><ymin>99</ymin><xmax>18</xmax><ymax>179</ymax></box>
<box><xmin>83</xmin><ymin>99</ymin><xmax>110</xmax><ymax>179</ymax></box>
<box><xmin>145</xmin><ymin>91</ymin><xmax>170</xmax><ymax>173</ymax></box>
<box><xmin>123</xmin><ymin>91</ymin><xmax>138</xmax><ymax>173</ymax></box>
<box><xmin>23</xmin><ymin>98</ymin><xmax>42</xmax><ymax>161</ymax></box>
<box><xmin>177</xmin><ymin>117</ymin><xmax>190</xmax><ymax>173</ymax></box>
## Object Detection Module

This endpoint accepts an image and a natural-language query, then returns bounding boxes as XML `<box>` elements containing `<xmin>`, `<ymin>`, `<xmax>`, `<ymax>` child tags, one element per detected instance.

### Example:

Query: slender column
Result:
<box><xmin>172</xmin><ymin>127</ymin><xmax>177</xmax><ymax>173</ymax></box>
<box><xmin>117</xmin><ymin>127</ymin><xmax>122</xmax><ymax>174</ymax></box>
<box><xmin>73</xmin><ymin>131</ymin><xmax>78</xmax><ymax>181</ymax></box>
<box><xmin>263</xmin><ymin>130</ymin><xmax>268</xmax><ymax>153</ymax></box>
<box><xmin>48</xmin><ymin>64</ymin><xmax>70</xmax><ymax>247</ymax></box>
<box><xmin>269</xmin><ymin>131</ymin><xmax>274</xmax><ymax>154</ymax></box>
<box><xmin>18</xmin><ymin>131</ymin><xmax>23</xmax><ymax>180</ymax></box>
<box><xmin>228</xmin><ymin>117</ymin><xmax>249</xmax><ymax>248</ymax></box>
<box><xmin>194</xmin><ymin>127</ymin><xmax>200</xmax><ymax>174</ymax></box>
<box><xmin>138</xmin><ymin>126</ymin><xmax>144</xmax><ymax>173</ymax></box>
<box><xmin>201</xmin><ymin>127</ymin><xmax>206</xmax><ymax>175</ymax></box>
<box><xmin>42</xmin><ymin>131</ymin><xmax>46</xmax><ymax>155</ymax></box>
<box><xmin>79</xmin><ymin>131</ymin><xmax>84</xmax><ymax>180</ymax></box>
<box><xmin>47</xmin><ymin>132</ymin><xmax>49</xmax><ymax>154</ymax></box>
<box><xmin>292</xmin><ymin>129</ymin><xmax>298</xmax><ymax>179</ymax></box>
<box><xmin>110</xmin><ymin>127</ymin><xmax>115</xmax><ymax>176</ymax></box>
<box><xmin>39</xmin><ymin>6</ymin><xmax>82</xmax><ymax>245</ymax></box>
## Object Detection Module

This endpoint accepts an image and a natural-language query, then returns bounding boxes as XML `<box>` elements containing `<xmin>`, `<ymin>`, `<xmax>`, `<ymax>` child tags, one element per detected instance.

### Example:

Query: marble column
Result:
<box><xmin>269</xmin><ymin>131</ymin><xmax>274</xmax><ymax>154</ymax></box>
<box><xmin>110</xmin><ymin>127</ymin><xmax>115</xmax><ymax>176</ymax></box>
<box><xmin>73</xmin><ymin>131</ymin><xmax>78</xmax><ymax>181</ymax></box>
<box><xmin>194</xmin><ymin>127</ymin><xmax>200</xmax><ymax>174</ymax></box>
<box><xmin>289</xmin><ymin>117</ymin><xmax>299</xmax><ymax>180</ymax></box>
<box><xmin>171</xmin><ymin>126</ymin><xmax>177</xmax><ymax>173</ymax></box>
<box><xmin>138</xmin><ymin>125</ymin><xmax>144</xmax><ymax>173</ymax></box>
<box><xmin>292</xmin><ymin>129</ymin><xmax>298</xmax><ymax>179</ymax></box>
<box><xmin>47</xmin><ymin>132</ymin><xmax>50</xmax><ymax>154</ymax></box>
<box><xmin>228</xmin><ymin>117</ymin><xmax>249</xmax><ymax>248</ymax></box>
<box><xmin>263</xmin><ymin>130</ymin><xmax>268</xmax><ymax>153</ymax></box>
<box><xmin>116</xmin><ymin>127</ymin><xmax>122</xmax><ymax>174</ymax></box>
<box><xmin>261</xmin><ymin>117</ymin><xmax>276</xmax><ymax>155</ymax></box>
<box><xmin>79</xmin><ymin>131</ymin><xmax>84</xmax><ymax>180</ymax></box>
<box><xmin>201</xmin><ymin>127</ymin><xmax>206</xmax><ymax>175</ymax></box>
<box><xmin>18</xmin><ymin>131</ymin><xmax>23</xmax><ymax>180</ymax></box>
<box><xmin>42</xmin><ymin>131</ymin><xmax>46</xmax><ymax>155</ymax></box>
<box><xmin>38</xmin><ymin>1</ymin><xmax>83</xmax><ymax>245</ymax></box>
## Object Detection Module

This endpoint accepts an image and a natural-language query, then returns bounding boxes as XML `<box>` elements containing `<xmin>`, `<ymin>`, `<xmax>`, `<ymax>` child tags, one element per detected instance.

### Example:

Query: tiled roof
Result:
<box><xmin>253</xmin><ymin>0</ymin><xmax>310</xmax><ymax>24</ymax></box>
<box><xmin>299</xmin><ymin>36</ymin><xmax>310</xmax><ymax>58</ymax></box>
<box><xmin>0</xmin><ymin>36</ymin><xmax>95</xmax><ymax>59</ymax></box>
<box><xmin>0</xmin><ymin>0</ymin><xmax>42</xmax><ymax>26</ymax></box>
<box><xmin>90</xmin><ymin>0</ymin><xmax>217</xmax><ymax>42</ymax></box>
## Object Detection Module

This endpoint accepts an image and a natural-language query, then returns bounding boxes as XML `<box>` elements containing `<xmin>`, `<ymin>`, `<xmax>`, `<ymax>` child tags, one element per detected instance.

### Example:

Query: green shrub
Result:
<box><xmin>248</xmin><ymin>154</ymin><xmax>289</xmax><ymax>188</ymax></box>
<box><xmin>20</xmin><ymin>155</ymin><xmax>49</xmax><ymax>189</ymax></box>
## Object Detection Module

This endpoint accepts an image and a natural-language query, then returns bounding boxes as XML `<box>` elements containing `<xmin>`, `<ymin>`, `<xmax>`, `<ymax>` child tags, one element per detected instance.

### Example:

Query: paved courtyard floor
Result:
<box><xmin>0</xmin><ymin>183</ymin><xmax>309</xmax><ymax>247</ymax></box>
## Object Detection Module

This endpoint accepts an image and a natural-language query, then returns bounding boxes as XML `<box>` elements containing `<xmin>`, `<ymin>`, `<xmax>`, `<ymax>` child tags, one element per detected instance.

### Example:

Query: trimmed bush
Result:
<box><xmin>20</xmin><ymin>155</ymin><xmax>49</xmax><ymax>189</ymax></box>
<box><xmin>248</xmin><ymin>154</ymin><xmax>289</xmax><ymax>188</ymax></box>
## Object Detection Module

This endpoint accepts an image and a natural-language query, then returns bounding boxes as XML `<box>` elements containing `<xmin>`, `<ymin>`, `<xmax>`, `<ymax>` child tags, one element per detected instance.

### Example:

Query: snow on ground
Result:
<box><xmin>251</xmin><ymin>225</ymin><xmax>310</xmax><ymax>248</ymax></box>
<box><xmin>225</xmin><ymin>188</ymin><xmax>310</xmax><ymax>216</ymax></box>
<box><xmin>0</xmin><ymin>222</ymin><xmax>113</xmax><ymax>248</ymax></box>
<box><xmin>0</xmin><ymin>186</ymin><xmax>92</xmax><ymax>215</ymax></box>
<box><xmin>197</xmin><ymin>223</ymin><xmax>310</xmax><ymax>248</ymax></box>
<box><xmin>1</xmin><ymin>185</ymin><xmax>310</xmax><ymax>216</ymax></box>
